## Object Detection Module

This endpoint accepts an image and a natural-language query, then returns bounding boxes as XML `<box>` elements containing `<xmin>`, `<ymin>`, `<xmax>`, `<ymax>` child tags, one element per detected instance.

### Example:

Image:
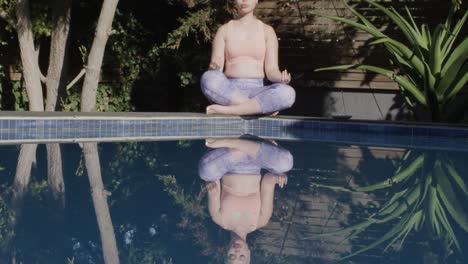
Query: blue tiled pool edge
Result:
<box><xmin>1</xmin><ymin>112</ymin><xmax>468</xmax><ymax>151</ymax></box>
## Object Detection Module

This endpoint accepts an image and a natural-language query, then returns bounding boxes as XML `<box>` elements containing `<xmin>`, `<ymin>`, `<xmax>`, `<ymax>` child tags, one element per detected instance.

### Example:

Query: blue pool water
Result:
<box><xmin>0</xmin><ymin>137</ymin><xmax>467</xmax><ymax>263</ymax></box>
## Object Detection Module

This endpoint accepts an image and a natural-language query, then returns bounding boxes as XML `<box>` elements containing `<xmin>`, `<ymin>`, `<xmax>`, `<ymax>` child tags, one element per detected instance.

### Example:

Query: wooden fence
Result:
<box><xmin>256</xmin><ymin>0</ymin><xmax>455</xmax><ymax>91</ymax></box>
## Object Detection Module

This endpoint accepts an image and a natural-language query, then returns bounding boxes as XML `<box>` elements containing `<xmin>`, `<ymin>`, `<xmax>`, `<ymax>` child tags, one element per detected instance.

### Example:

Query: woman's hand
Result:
<box><xmin>264</xmin><ymin>173</ymin><xmax>288</xmax><ymax>188</ymax></box>
<box><xmin>206</xmin><ymin>180</ymin><xmax>220</xmax><ymax>196</ymax></box>
<box><xmin>267</xmin><ymin>69</ymin><xmax>291</xmax><ymax>84</ymax></box>
<box><xmin>209</xmin><ymin>57</ymin><xmax>223</xmax><ymax>71</ymax></box>
<box><xmin>280</xmin><ymin>69</ymin><xmax>291</xmax><ymax>84</ymax></box>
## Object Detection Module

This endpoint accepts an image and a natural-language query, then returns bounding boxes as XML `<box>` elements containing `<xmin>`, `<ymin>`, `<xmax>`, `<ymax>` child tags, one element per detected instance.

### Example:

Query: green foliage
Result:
<box><xmin>452</xmin><ymin>0</ymin><xmax>463</xmax><ymax>11</ymax></box>
<box><xmin>95</xmin><ymin>83</ymin><xmax>132</xmax><ymax>112</ymax></box>
<box><xmin>1</xmin><ymin>0</ymin><xmax>51</xmax><ymax>37</ymax></box>
<box><xmin>29</xmin><ymin>1</ymin><xmax>51</xmax><ymax>38</ymax></box>
<box><xmin>61</xmin><ymin>82</ymin><xmax>133</xmax><ymax>112</ymax></box>
<box><xmin>311</xmin><ymin>150</ymin><xmax>468</xmax><ymax>260</ymax></box>
<box><xmin>28</xmin><ymin>179</ymin><xmax>49</xmax><ymax>203</ymax></box>
<box><xmin>60</xmin><ymin>87</ymin><xmax>80</xmax><ymax>112</ymax></box>
<box><xmin>0</xmin><ymin>70</ymin><xmax>29</xmax><ymax>110</ymax></box>
<box><xmin>0</xmin><ymin>65</ymin><xmax>4</xmax><ymax>107</ymax></box>
<box><xmin>153</xmin><ymin>0</ymin><xmax>234</xmax><ymax>102</ymax></box>
<box><xmin>10</xmin><ymin>80</ymin><xmax>28</xmax><ymax>110</ymax></box>
<box><xmin>315</xmin><ymin>0</ymin><xmax>468</xmax><ymax>122</ymax></box>
<box><xmin>159</xmin><ymin>175</ymin><xmax>207</xmax><ymax>219</ymax></box>
<box><xmin>0</xmin><ymin>192</ymin><xmax>14</xmax><ymax>252</ymax></box>
<box><xmin>0</xmin><ymin>0</ymin><xmax>15</xmax><ymax>25</ymax></box>
<box><xmin>178</xmin><ymin>72</ymin><xmax>195</xmax><ymax>88</ymax></box>
<box><xmin>125</xmin><ymin>240</ymin><xmax>174</xmax><ymax>264</ymax></box>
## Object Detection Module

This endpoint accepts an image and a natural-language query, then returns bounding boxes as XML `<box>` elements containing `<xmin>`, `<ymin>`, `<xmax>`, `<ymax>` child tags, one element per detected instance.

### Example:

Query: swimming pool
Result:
<box><xmin>0</xmin><ymin>112</ymin><xmax>467</xmax><ymax>263</ymax></box>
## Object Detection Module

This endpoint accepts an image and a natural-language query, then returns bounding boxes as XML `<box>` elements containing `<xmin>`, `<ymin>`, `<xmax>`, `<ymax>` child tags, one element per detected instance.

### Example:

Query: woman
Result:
<box><xmin>201</xmin><ymin>0</ymin><xmax>295</xmax><ymax>116</ymax></box>
<box><xmin>199</xmin><ymin>137</ymin><xmax>293</xmax><ymax>263</ymax></box>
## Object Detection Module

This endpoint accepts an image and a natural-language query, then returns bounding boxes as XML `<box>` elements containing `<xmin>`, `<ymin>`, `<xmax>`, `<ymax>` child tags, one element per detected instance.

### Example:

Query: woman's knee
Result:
<box><xmin>201</xmin><ymin>70</ymin><xmax>225</xmax><ymax>91</ymax></box>
<box><xmin>200</xmin><ymin>70</ymin><xmax>232</xmax><ymax>105</ymax></box>
<box><xmin>278</xmin><ymin>84</ymin><xmax>296</xmax><ymax>108</ymax></box>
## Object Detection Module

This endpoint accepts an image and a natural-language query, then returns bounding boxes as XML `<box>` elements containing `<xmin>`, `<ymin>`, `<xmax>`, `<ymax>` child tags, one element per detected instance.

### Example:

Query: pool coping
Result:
<box><xmin>1</xmin><ymin>111</ymin><xmax>467</xmax><ymax>128</ymax></box>
<box><xmin>1</xmin><ymin>111</ymin><xmax>468</xmax><ymax>151</ymax></box>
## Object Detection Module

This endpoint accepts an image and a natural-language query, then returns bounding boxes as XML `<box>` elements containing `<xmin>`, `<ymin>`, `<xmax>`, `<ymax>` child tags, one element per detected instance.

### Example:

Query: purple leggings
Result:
<box><xmin>199</xmin><ymin>142</ymin><xmax>294</xmax><ymax>182</ymax></box>
<box><xmin>200</xmin><ymin>70</ymin><xmax>295</xmax><ymax>114</ymax></box>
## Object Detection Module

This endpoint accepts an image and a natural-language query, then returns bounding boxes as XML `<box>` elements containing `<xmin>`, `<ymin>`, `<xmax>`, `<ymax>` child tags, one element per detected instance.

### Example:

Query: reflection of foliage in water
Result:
<box><xmin>104</xmin><ymin>141</ymin><xmax>219</xmax><ymax>263</ymax></box>
<box><xmin>158</xmin><ymin>175</ymin><xmax>228</xmax><ymax>263</ymax></box>
<box><xmin>0</xmin><ymin>187</ymin><xmax>14</xmax><ymax>252</ymax></box>
<box><xmin>312</xmin><ymin>150</ymin><xmax>468</xmax><ymax>261</ymax></box>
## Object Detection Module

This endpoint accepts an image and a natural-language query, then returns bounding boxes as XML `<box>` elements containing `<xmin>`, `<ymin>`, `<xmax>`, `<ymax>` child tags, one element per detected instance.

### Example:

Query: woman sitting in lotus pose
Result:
<box><xmin>201</xmin><ymin>0</ymin><xmax>295</xmax><ymax>116</ymax></box>
<box><xmin>199</xmin><ymin>137</ymin><xmax>293</xmax><ymax>263</ymax></box>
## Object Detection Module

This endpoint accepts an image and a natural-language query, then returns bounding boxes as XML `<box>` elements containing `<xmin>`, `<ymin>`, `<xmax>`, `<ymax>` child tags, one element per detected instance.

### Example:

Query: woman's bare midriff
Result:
<box><xmin>222</xmin><ymin>173</ymin><xmax>261</xmax><ymax>194</ymax></box>
<box><xmin>224</xmin><ymin>63</ymin><xmax>264</xmax><ymax>79</ymax></box>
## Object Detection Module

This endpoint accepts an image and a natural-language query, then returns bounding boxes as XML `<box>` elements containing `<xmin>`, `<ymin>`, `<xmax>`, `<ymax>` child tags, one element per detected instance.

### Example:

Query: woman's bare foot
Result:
<box><xmin>206</xmin><ymin>105</ymin><xmax>228</xmax><ymax>115</ymax></box>
<box><xmin>206</xmin><ymin>99</ymin><xmax>263</xmax><ymax>116</ymax></box>
<box><xmin>270</xmin><ymin>111</ymin><xmax>279</xmax><ymax>116</ymax></box>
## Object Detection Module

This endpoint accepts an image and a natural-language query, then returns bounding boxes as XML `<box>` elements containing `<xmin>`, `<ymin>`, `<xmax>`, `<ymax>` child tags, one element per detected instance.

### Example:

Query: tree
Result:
<box><xmin>0</xmin><ymin>0</ymin><xmax>120</xmax><ymax>112</ymax></box>
<box><xmin>81</xmin><ymin>0</ymin><xmax>119</xmax><ymax>112</ymax></box>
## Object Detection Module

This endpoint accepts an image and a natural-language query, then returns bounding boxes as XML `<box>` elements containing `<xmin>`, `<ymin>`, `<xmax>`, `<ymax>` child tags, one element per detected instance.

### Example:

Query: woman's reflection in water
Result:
<box><xmin>199</xmin><ymin>137</ymin><xmax>293</xmax><ymax>263</ymax></box>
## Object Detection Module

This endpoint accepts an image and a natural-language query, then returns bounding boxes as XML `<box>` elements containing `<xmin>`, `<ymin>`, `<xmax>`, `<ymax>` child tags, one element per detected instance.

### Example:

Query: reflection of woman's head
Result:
<box><xmin>234</xmin><ymin>0</ymin><xmax>258</xmax><ymax>16</ymax></box>
<box><xmin>225</xmin><ymin>235</ymin><xmax>251</xmax><ymax>264</ymax></box>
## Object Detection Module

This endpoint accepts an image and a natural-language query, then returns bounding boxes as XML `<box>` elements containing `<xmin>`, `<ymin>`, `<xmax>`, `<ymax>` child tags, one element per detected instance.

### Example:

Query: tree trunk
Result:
<box><xmin>81</xmin><ymin>0</ymin><xmax>119</xmax><ymax>112</ymax></box>
<box><xmin>15</xmin><ymin>0</ymin><xmax>44</xmax><ymax>111</ymax></box>
<box><xmin>82</xmin><ymin>143</ymin><xmax>120</xmax><ymax>264</ymax></box>
<box><xmin>45</xmin><ymin>0</ymin><xmax>72</xmax><ymax>111</ymax></box>
<box><xmin>8</xmin><ymin>144</ymin><xmax>37</xmax><ymax>227</ymax></box>
<box><xmin>46</xmin><ymin>144</ymin><xmax>65</xmax><ymax>208</ymax></box>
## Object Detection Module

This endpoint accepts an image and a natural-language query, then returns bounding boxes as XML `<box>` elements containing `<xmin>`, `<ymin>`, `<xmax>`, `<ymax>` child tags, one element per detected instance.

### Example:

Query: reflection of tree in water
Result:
<box><xmin>0</xmin><ymin>144</ymin><xmax>69</xmax><ymax>263</ymax></box>
<box><xmin>82</xmin><ymin>143</ymin><xmax>120</xmax><ymax>264</ymax></box>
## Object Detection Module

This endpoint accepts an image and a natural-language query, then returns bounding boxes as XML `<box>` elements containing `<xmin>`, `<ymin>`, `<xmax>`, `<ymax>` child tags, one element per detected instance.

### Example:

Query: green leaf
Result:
<box><xmin>381</xmin><ymin>39</ymin><xmax>426</xmax><ymax>77</ymax></box>
<box><xmin>441</xmin><ymin>37</ymin><xmax>468</xmax><ymax>77</ymax></box>
<box><xmin>443</xmin><ymin>161</ymin><xmax>468</xmax><ymax>197</ymax></box>
<box><xmin>307</xmin><ymin>221</ymin><xmax>372</xmax><ymax>238</ymax></box>
<box><xmin>436</xmin><ymin>168</ymin><xmax>468</xmax><ymax>232</ymax></box>
<box><xmin>434</xmin><ymin>195</ymin><xmax>461</xmax><ymax>250</ymax></box>
<box><xmin>426</xmin><ymin>184</ymin><xmax>440</xmax><ymax>235</ymax></box>
<box><xmin>341</xmin><ymin>214</ymin><xmax>411</xmax><ymax>260</ymax></box>
<box><xmin>404</xmin><ymin>6</ymin><xmax>425</xmax><ymax>48</ymax></box>
<box><xmin>385</xmin><ymin>210</ymin><xmax>423</xmax><ymax>252</ymax></box>
<box><xmin>444</xmin><ymin>61</ymin><xmax>468</xmax><ymax>99</ymax></box>
<box><xmin>343</xmin><ymin>0</ymin><xmax>377</xmax><ymax>29</ymax></box>
<box><xmin>441</xmin><ymin>10</ymin><xmax>468</xmax><ymax>61</ymax></box>
<box><xmin>438</xmin><ymin>39</ymin><xmax>468</xmax><ymax>95</ymax></box>
<box><xmin>364</xmin><ymin>0</ymin><xmax>420</xmax><ymax>48</ymax></box>
<box><xmin>429</xmin><ymin>25</ymin><xmax>444</xmax><ymax>75</ymax></box>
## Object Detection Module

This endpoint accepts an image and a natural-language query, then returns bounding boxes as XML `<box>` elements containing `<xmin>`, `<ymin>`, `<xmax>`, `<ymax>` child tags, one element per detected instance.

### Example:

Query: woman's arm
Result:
<box><xmin>257</xmin><ymin>173</ymin><xmax>288</xmax><ymax>228</ymax></box>
<box><xmin>207</xmin><ymin>180</ymin><xmax>223</xmax><ymax>225</ymax></box>
<box><xmin>264</xmin><ymin>25</ymin><xmax>291</xmax><ymax>84</ymax></box>
<box><xmin>209</xmin><ymin>24</ymin><xmax>227</xmax><ymax>71</ymax></box>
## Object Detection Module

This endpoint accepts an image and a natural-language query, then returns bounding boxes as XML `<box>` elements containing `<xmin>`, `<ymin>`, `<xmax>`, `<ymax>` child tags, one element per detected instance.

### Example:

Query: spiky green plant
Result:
<box><xmin>315</xmin><ymin>0</ymin><xmax>468</xmax><ymax>122</ymax></box>
<box><xmin>311</xmin><ymin>150</ymin><xmax>468</xmax><ymax>260</ymax></box>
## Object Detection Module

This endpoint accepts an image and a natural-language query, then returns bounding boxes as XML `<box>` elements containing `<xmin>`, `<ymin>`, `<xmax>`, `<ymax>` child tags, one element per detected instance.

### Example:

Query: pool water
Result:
<box><xmin>0</xmin><ymin>137</ymin><xmax>467</xmax><ymax>263</ymax></box>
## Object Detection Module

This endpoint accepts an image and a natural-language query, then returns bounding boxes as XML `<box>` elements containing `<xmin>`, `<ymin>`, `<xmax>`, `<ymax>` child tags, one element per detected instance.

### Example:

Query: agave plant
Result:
<box><xmin>310</xmin><ymin>150</ymin><xmax>468</xmax><ymax>260</ymax></box>
<box><xmin>315</xmin><ymin>0</ymin><xmax>468</xmax><ymax>122</ymax></box>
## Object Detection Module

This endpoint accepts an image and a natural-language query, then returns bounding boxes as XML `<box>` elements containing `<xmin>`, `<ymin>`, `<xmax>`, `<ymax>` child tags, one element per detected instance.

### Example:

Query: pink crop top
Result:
<box><xmin>220</xmin><ymin>184</ymin><xmax>261</xmax><ymax>233</ymax></box>
<box><xmin>225</xmin><ymin>20</ymin><xmax>266</xmax><ymax>66</ymax></box>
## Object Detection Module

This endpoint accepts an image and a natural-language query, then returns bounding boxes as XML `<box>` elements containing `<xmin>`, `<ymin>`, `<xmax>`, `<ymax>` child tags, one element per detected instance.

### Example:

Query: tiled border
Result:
<box><xmin>1</xmin><ymin>112</ymin><xmax>468</xmax><ymax>151</ymax></box>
